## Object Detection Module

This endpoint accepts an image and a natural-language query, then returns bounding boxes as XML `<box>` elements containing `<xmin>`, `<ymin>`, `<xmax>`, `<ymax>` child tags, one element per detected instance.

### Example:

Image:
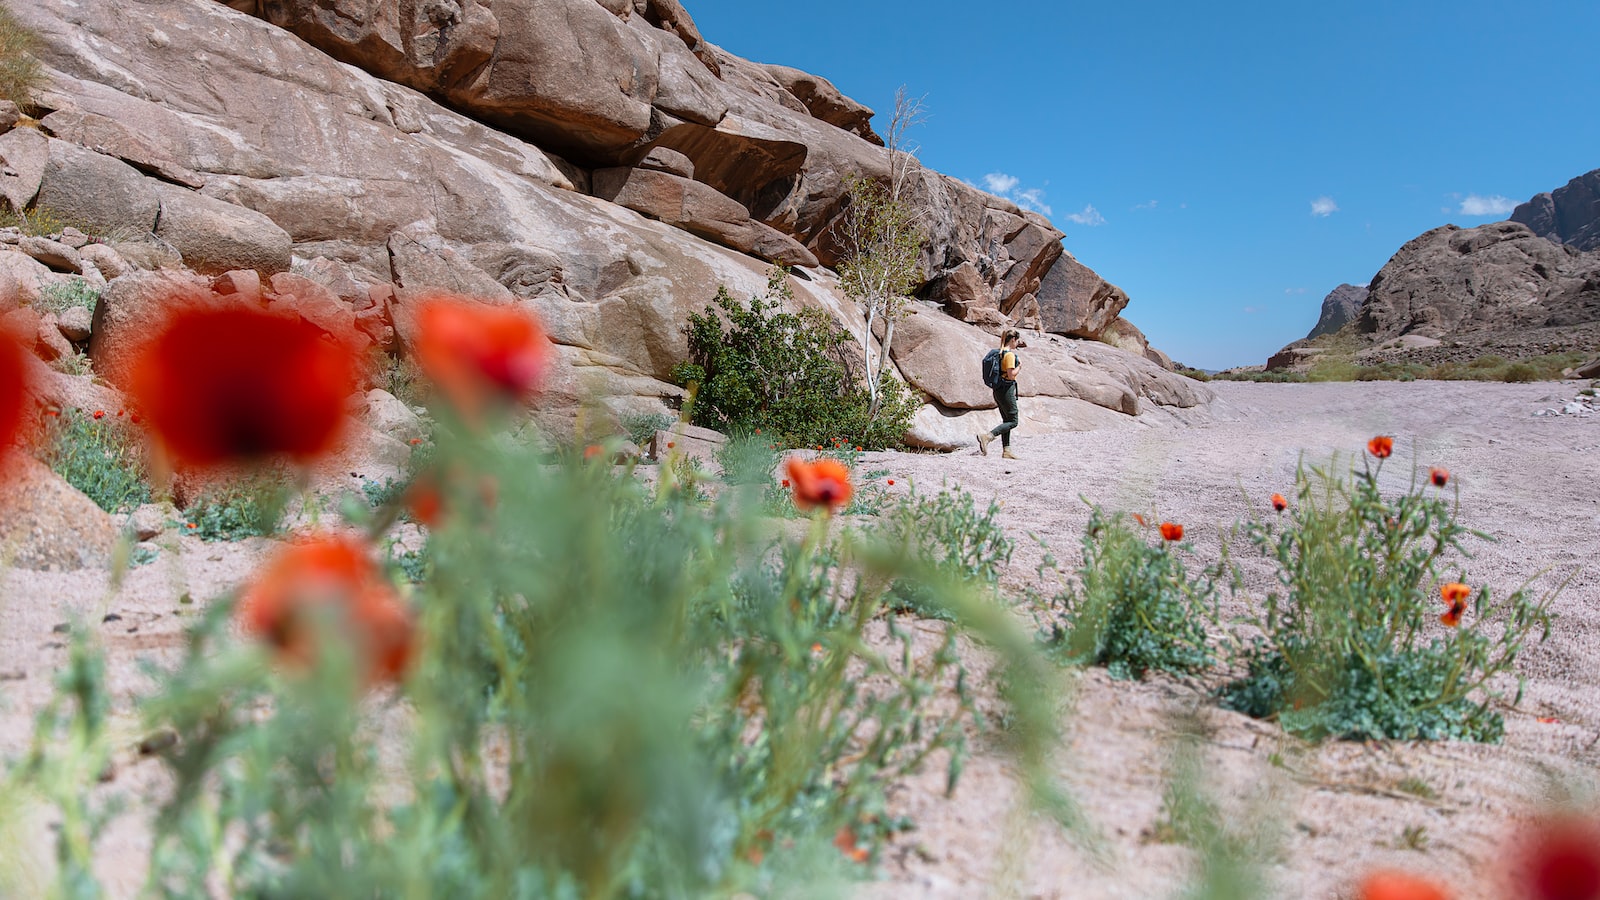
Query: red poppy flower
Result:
<box><xmin>887</xmin><ymin>479</ymin><xmax>895</xmax><ymax>486</ymax></box>
<box><xmin>93</xmin><ymin>409</ymin><xmax>105</xmax><ymax>420</ymax></box>
<box><xmin>787</xmin><ymin>456</ymin><xmax>853</xmax><ymax>514</ymax></box>
<box><xmin>1368</xmin><ymin>435</ymin><xmax>1394</xmax><ymax>458</ymax></box>
<box><xmin>1512</xmin><ymin>816</ymin><xmax>1600</xmax><ymax>900</ymax></box>
<box><xmin>1</xmin><ymin>328</ymin><xmax>31</xmax><ymax>457</ymax></box>
<box><xmin>238</xmin><ymin>534</ymin><xmax>415</xmax><ymax>685</ymax></box>
<box><xmin>1439</xmin><ymin>582</ymin><xmax>1471</xmax><ymax>627</ymax></box>
<box><xmin>832</xmin><ymin>826</ymin><xmax>870</xmax><ymax>864</ymax></box>
<box><xmin>1159</xmin><ymin>522</ymin><xmax>1184</xmax><ymax>542</ymax></box>
<box><xmin>408</xmin><ymin>438</ymin><xmax>423</xmax><ymax>446</ymax></box>
<box><xmin>1538</xmin><ymin>717</ymin><xmax>1562</xmax><ymax>725</ymax></box>
<box><xmin>1271</xmin><ymin>493</ymin><xmax>1288</xmax><ymax>512</ymax></box>
<box><xmin>412</xmin><ymin>296</ymin><xmax>548</xmax><ymax>421</ymax></box>
<box><xmin>1430</xmin><ymin>466</ymin><xmax>1450</xmax><ymax>487</ymax></box>
<box><xmin>404</xmin><ymin>477</ymin><xmax>446</xmax><ymax>529</ymax></box>
<box><xmin>781</xmin><ymin>479</ymin><xmax>790</xmax><ymax>488</ymax></box>
<box><xmin>583</xmin><ymin>444</ymin><xmax>603</xmax><ymax>460</ymax></box>
<box><xmin>1132</xmin><ymin>513</ymin><xmax>1147</xmax><ymax>527</ymax></box>
<box><xmin>667</xmin><ymin>441</ymin><xmax>675</xmax><ymax>449</ymax></box>
<box><xmin>1357</xmin><ymin>870</ymin><xmax>1453</xmax><ymax>900</ymax></box>
<box><xmin>129</xmin><ymin>307</ymin><xmax>357</xmax><ymax>467</ymax></box>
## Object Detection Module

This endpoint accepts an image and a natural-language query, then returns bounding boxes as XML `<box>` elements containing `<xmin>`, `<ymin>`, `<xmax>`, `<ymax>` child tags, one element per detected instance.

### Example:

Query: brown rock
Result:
<box><xmin>651</xmin><ymin>423</ymin><xmax>725</xmax><ymax>464</ymax></box>
<box><xmin>386</xmin><ymin>221</ymin><xmax>516</xmax><ymax>302</ymax></box>
<box><xmin>593</xmin><ymin>166</ymin><xmax>818</xmax><ymax>267</ymax></box>
<box><xmin>1511</xmin><ymin>168</ymin><xmax>1600</xmax><ymax>252</ymax></box>
<box><xmin>55</xmin><ymin>305</ymin><xmax>92</xmax><ymax>342</ymax></box>
<box><xmin>0</xmin><ymin>100</ymin><xmax>18</xmax><ymax>134</ymax></box>
<box><xmin>931</xmin><ymin>262</ymin><xmax>997</xmax><ymax>321</ymax></box>
<box><xmin>0</xmin><ymin>249</ymin><xmax>47</xmax><ymax>310</ymax></box>
<box><xmin>33</xmin><ymin>139</ymin><xmax>161</xmax><ymax>238</ymax></box>
<box><xmin>1034</xmin><ymin>249</ymin><xmax>1131</xmax><ymax>339</ymax></box>
<box><xmin>212</xmin><ymin>269</ymin><xmax>263</xmax><ymax>305</ymax></box>
<box><xmin>18</xmin><ymin>235</ymin><xmax>82</xmax><ymax>273</ymax></box>
<box><xmin>39</xmin><ymin>110</ymin><xmax>206</xmax><ymax>189</ymax></box>
<box><xmin>153</xmin><ymin>183</ymin><xmax>292</xmax><ymax>276</ymax></box>
<box><xmin>77</xmin><ymin>245</ymin><xmax>134</xmax><ymax>282</ymax></box>
<box><xmin>637</xmin><ymin>146</ymin><xmax>694</xmax><ymax>178</ymax></box>
<box><xmin>88</xmin><ymin>269</ymin><xmax>213</xmax><ymax>388</ymax></box>
<box><xmin>762</xmin><ymin>65</ymin><xmax>880</xmax><ymax>145</ymax></box>
<box><xmin>0</xmin><ymin>456</ymin><xmax>119</xmax><ymax>571</ymax></box>
<box><xmin>0</xmin><ymin>126</ymin><xmax>48</xmax><ymax>214</ymax></box>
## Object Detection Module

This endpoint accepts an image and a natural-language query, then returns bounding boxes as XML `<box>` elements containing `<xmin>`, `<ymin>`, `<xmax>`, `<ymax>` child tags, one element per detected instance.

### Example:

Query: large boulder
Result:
<box><xmin>39</xmin><ymin>109</ymin><xmax>206</xmax><ymax>188</ymax></box>
<box><xmin>0</xmin><ymin>248</ymin><xmax>50</xmax><ymax>310</ymax></box>
<box><xmin>1511</xmin><ymin>167</ymin><xmax>1600</xmax><ymax>252</ymax></box>
<box><xmin>0</xmin><ymin>126</ymin><xmax>49</xmax><ymax>214</ymax></box>
<box><xmin>0</xmin><ymin>456</ymin><xmax>119</xmax><ymax>571</ymax></box>
<box><xmin>1034</xmin><ymin>249</ymin><xmax>1130</xmax><ymax>339</ymax></box>
<box><xmin>1356</xmin><ymin>222</ymin><xmax>1600</xmax><ymax>341</ymax></box>
<box><xmin>32</xmin><ymin>139</ymin><xmax>161</xmax><ymax>237</ymax></box>
<box><xmin>592</xmin><ymin>165</ymin><xmax>817</xmax><ymax>267</ymax></box>
<box><xmin>152</xmin><ymin>183</ymin><xmax>292</xmax><ymax>276</ymax></box>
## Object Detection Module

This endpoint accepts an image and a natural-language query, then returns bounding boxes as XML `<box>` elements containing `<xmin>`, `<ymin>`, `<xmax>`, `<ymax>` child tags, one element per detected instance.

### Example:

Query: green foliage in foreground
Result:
<box><xmin>881</xmin><ymin>482</ymin><xmax>1013</xmax><ymax>620</ymax></box>
<box><xmin>1218</xmin><ymin>456</ymin><xmax>1557</xmax><ymax>741</ymax></box>
<box><xmin>2</xmin><ymin>430</ymin><xmax>1076</xmax><ymax>897</ymax></box>
<box><xmin>43</xmin><ymin>408</ymin><xmax>151</xmax><ymax>513</ymax></box>
<box><xmin>1035</xmin><ymin>506</ymin><xmax>1217</xmax><ymax>681</ymax></box>
<box><xmin>672</xmin><ymin>269</ymin><xmax>919</xmax><ymax>450</ymax></box>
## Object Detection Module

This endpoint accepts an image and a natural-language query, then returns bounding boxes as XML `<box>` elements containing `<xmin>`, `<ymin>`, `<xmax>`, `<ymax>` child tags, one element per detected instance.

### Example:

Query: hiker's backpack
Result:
<box><xmin>981</xmin><ymin>348</ymin><xmax>1004</xmax><ymax>389</ymax></box>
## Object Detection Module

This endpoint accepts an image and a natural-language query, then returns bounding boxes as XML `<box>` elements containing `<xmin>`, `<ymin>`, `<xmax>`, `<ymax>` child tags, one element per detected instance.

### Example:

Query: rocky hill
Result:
<box><xmin>0</xmin><ymin>0</ymin><xmax>1208</xmax><ymax>451</ymax></box>
<box><xmin>1305</xmin><ymin>283</ymin><xmax>1366</xmax><ymax>341</ymax></box>
<box><xmin>1511</xmin><ymin>167</ymin><xmax>1600</xmax><ymax>252</ymax></box>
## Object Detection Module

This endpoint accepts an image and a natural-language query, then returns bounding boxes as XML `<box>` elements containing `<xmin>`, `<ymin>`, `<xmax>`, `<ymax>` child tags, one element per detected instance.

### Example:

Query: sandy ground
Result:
<box><xmin>2</xmin><ymin>380</ymin><xmax>1597</xmax><ymax>897</ymax></box>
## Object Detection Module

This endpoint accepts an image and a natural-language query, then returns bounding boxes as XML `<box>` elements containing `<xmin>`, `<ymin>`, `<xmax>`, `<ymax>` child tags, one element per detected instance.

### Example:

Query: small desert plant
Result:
<box><xmin>41</xmin><ymin>408</ymin><xmax>151</xmax><ymax>513</ymax></box>
<box><xmin>672</xmin><ymin>267</ymin><xmax>918</xmax><ymax>450</ymax></box>
<box><xmin>0</xmin><ymin>206</ymin><xmax>71</xmax><ymax>238</ymax></box>
<box><xmin>0</xmin><ymin>2</ymin><xmax>42</xmax><ymax>111</ymax></box>
<box><xmin>1036</xmin><ymin>507</ymin><xmax>1217</xmax><ymax>680</ymax></box>
<box><xmin>1219</xmin><ymin>446</ymin><xmax>1559</xmax><ymax>741</ymax></box>
<box><xmin>620</xmin><ymin>411</ymin><xmax>674</xmax><ymax>448</ymax></box>
<box><xmin>881</xmin><ymin>482</ymin><xmax>1013</xmax><ymax>619</ymax></box>
<box><xmin>34</xmin><ymin>280</ymin><xmax>101</xmax><ymax>316</ymax></box>
<box><xmin>180</xmin><ymin>476</ymin><xmax>289</xmax><ymax>541</ymax></box>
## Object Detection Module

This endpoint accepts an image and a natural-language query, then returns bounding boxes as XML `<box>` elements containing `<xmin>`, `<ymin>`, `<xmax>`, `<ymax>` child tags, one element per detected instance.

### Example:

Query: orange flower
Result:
<box><xmin>1430</xmin><ymin>466</ymin><xmax>1449</xmax><ymax>487</ymax></box>
<box><xmin>1357</xmin><ymin>870</ymin><xmax>1453</xmax><ymax>900</ymax></box>
<box><xmin>1439</xmin><ymin>583</ymin><xmax>1471</xmax><ymax>627</ymax></box>
<box><xmin>237</xmin><ymin>534</ymin><xmax>415</xmax><ymax>684</ymax></box>
<box><xmin>1271</xmin><ymin>493</ymin><xmax>1288</xmax><ymax>512</ymax></box>
<box><xmin>887</xmin><ymin>479</ymin><xmax>895</xmax><ymax>486</ymax></box>
<box><xmin>1511</xmin><ymin>816</ymin><xmax>1600</xmax><ymax>900</ymax></box>
<box><xmin>93</xmin><ymin>410</ymin><xmax>105</xmax><ymax>419</ymax></box>
<box><xmin>786</xmin><ymin>456</ymin><xmax>853</xmax><ymax>514</ymax></box>
<box><xmin>667</xmin><ymin>441</ymin><xmax>675</xmax><ymax>449</ymax></box>
<box><xmin>1368</xmin><ymin>435</ymin><xmax>1394</xmax><ymax>458</ymax></box>
<box><xmin>404</xmin><ymin>477</ymin><xmax>446</xmax><ymax>529</ymax></box>
<box><xmin>130</xmin><ymin>307</ymin><xmax>357</xmax><ymax>467</ymax></box>
<box><xmin>583</xmin><ymin>444</ymin><xmax>603</xmax><ymax>460</ymax></box>
<box><xmin>412</xmin><ymin>296</ymin><xmax>548</xmax><ymax>421</ymax></box>
<box><xmin>408</xmin><ymin>438</ymin><xmax>423</xmax><ymax>446</ymax></box>
<box><xmin>1159</xmin><ymin>522</ymin><xmax>1184</xmax><ymax>542</ymax></box>
<box><xmin>1132</xmin><ymin>513</ymin><xmax>1147</xmax><ymax>527</ymax></box>
<box><xmin>1537</xmin><ymin>716</ymin><xmax>1562</xmax><ymax>725</ymax></box>
<box><xmin>833</xmin><ymin>826</ymin><xmax>870</xmax><ymax>864</ymax></box>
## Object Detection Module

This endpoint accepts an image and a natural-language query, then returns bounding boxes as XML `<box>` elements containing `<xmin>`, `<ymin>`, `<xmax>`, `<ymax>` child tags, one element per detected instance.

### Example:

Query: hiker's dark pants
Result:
<box><xmin>990</xmin><ymin>380</ymin><xmax>1019</xmax><ymax>448</ymax></box>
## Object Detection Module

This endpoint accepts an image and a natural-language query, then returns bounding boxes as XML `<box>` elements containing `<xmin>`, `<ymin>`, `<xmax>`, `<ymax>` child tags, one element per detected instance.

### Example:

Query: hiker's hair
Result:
<box><xmin>1001</xmin><ymin>329</ymin><xmax>1021</xmax><ymax>346</ymax></box>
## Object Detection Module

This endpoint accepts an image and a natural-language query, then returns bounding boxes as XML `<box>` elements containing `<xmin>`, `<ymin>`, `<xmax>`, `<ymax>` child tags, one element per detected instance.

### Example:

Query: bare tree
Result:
<box><xmin>836</xmin><ymin>88</ymin><xmax>927</xmax><ymax>418</ymax></box>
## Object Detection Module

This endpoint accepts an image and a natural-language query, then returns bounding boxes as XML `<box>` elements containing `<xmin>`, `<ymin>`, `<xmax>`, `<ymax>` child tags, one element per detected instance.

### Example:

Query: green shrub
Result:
<box><xmin>181</xmin><ymin>477</ymin><xmax>288</xmax><ymax>541</ymax></box>
<box><xmin>621</xmin><ymin>411</ymin><xmax>674</xmax><ymax>448</ymax></box>
<box><xmin>1218</xmin><ymin>453</ymin><xmax>1558</xmax><ymax>741</ymax></box>
<box><xmin>881</xmin><ymin>482</ymin><xmax>1013</xmax><ymax>618</ymax></box>
<box><xmin>42</xmin><ymin>408</ymin><xmax>151</xmax><ymax>513</ymax></box>
<box><xmin>34</xmin><ymin>280</ymin><xmax>102</xmax><ymax>316</ymax></box>
<box><xmin>0</xmin><ymin>2</ymin><xmax>41</xmax><ymax>111</ymax></box>
<box><xmin>1035</xmin><ymin>506</ymin><xmax>1217</xmax><ymax>680</ymax></box>
<box><xmin>672</xmin><ymin>268</ymin><xmax>918</xmax><ymax>450</ymax></box>
<box><xmin>0</xmin><ymin>206</ymin><xmax>71</xmax><ymax>237</ymax></box>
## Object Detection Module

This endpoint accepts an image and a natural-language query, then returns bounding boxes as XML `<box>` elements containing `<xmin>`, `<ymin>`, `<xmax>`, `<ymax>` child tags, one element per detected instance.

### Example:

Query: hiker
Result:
<box><xmin>977</xmin><ymin>329</ymin><xmax>1022</xmax><ymax>459</ymax></box>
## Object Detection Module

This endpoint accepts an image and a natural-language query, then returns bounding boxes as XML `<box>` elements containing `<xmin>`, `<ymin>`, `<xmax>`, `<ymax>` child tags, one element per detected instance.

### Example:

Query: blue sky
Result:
<box><xmin>686</xmin><ymin>1</ymin><xmax>1600</xmax><ymax>369</ymax></box>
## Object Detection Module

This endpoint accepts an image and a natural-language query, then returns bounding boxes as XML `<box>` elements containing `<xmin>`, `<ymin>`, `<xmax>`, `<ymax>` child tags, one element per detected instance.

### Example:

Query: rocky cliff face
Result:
<box><xmin>1305</xmin><ymin>283</ymin><xmax>1366</xmax><ymax>340</ymax></box>
<box><xmin>1511</xmin><ymin>168</ymin><xmax>1600</xmax><ymax>252</ymax></box>
<box><xmin>3</xmin><ymin>0</ymin><xmax>1207</xmax><ymax>446</ymax></box>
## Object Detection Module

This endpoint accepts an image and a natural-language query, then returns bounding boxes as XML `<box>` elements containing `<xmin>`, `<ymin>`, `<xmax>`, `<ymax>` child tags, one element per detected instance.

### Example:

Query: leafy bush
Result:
<box><xmin>621</xmin><ymin>411</ymin><xmax>674</xmax><ymax>448</ymax></box>
<box><xmin>672</xmin><ymin>268</ymin><xmax>918</xmax><ymax>450</ymax></box>
<box><xmin>0</xmin><ymin>206</ymin><xmax>71</xmax><ymax>238</ymax></box>
<box><xmin>180</xmin><ymin>477</ymin><xmax>288</xmax><ymax>541</ymax></box>
<box><xmin>1036</xmin><ymin>507</ymin><xmax>1217</xmax><ymax>680</ymax></box>
<box><xmin>34</xmin><ymin>280</ymin><xmax>102</xmax><ymax>316</ymax></box>
<box><xmin>881</xmin><ymin>483</ymin><xmax>1013</xmax><ymax>618</ymax></box>
<box><xmin>0</xmin><ymin>1</ymin><xmax>41</xmax><ymax>110</ymax></box>
<box><xmin>1218</xmin><ymin>453</ymin><xmax>1557</xmax><ymax>741</ymax></box>
<box><xmin>42</xmin><ymin>408</ymin><xmax>151</xmax><ymax>513</ymax></box>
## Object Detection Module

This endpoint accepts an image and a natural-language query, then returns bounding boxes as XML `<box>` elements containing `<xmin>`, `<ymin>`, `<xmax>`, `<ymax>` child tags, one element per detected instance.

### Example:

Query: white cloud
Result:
<box><xmin>1014</xmin><ymin>189</ymin><xmax>1052</xmax><ymax>216</ymax></box>
<box><xmin>1458</xmin><ymin>194</ymin><xmax>1517</xmax><ymax>216</ymax></box>
<box><xmin>1133</xmin><ymin>199</ymin><xmax>1159</xmax><ymax>210</ymax></box>
<box><xmin>1065</xmin><ymin>204</ymin><xmax>1105</xmax><ymax>226</ymax></box>
<box><xmin>1284</xmin><ymin>287</ymin><xmax>1308</xmax><ymax>295</ymax></box>
<box><xmin>1242</xmin><ymin>306</ymin><xmax>1263</xmax><ymax>314</ymax></box>
<box><xmin>1310</xmin><ymin>196</ymin><xmax>1339</xmax><ymax>217</ymax></box>
<box><xmin>982</xmin><ymin>173</ymin><xmax>1019</xmax><ymax>195</ymax></box>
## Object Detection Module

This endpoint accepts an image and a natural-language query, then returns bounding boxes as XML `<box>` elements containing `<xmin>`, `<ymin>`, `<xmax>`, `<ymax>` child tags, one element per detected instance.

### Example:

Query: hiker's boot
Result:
<box><xmin>1002</xmin><ymin>448</ymin><xmax>1018</xmax><ymax>460</ymax></box>
<box><xmin>975</xmin><ymin>432</ymin><xmax>992</xmax><ymax>456</ymax></box>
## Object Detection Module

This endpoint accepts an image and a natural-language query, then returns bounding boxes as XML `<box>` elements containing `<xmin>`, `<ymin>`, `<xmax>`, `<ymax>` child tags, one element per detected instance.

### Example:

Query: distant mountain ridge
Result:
<box><xmin>1511</xmin><ymin>168</ymin><xmax>1600</xmax><ymax>252</ymax></box>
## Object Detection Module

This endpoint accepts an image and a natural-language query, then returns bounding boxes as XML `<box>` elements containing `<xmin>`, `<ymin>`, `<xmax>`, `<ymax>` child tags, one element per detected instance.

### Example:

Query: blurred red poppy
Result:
<box><xmin>832</xmin><ymin>826</ymin><xmax>869</xmax><ymax>864</ymax></box>
<box><xmin>1368</xmin><ymin>435</ymin><xmax>1394</xmax><ymax>458</ymax></box>
<box><xmin>130</xmin><ymin>307</ymin><xmax>357</xmax><ymax>467</ymax></box>
<box><xmin>1160</xmin><ymin>522</ymin><xmax>1184</xmax><ymax>542</ymax></box>
<box><xmin>1358</xmin><ymin>870</ymin><xmax>1453</xmax><ymax>900</ymax></box>
<box><xmin>1430</xmin><ymin>466</ymin><xmax>1450</xmax><ymax>487</ymax></box>
<box><xmin>1512</xmin><ymin>816</ymin><xmax>1600</xmax><ymax>900</ymax></box>
<box><xmin>412</xmin><ymin>296</ymin><xmax>548</xmax><ymax>421</ymax></box>
<box><xmin>1440</xmin><ymin>582</ymin><xmax>1471</xmax><ymax>627</ymax></box>
<box><xmin>1271</xmin><ymin>493</ymin><xmax>1288</xmax><ymax>512</ymax></box>
<box><xmin>238</xmin><ymin>534</ymin><xmax>415</xmax><ymax>685</ymax></box>
<box><xmin>787</xmin><ymin>456</ymin><xmax>853</xmax><ymax>514</ymax></box>
<box><xmin>0</xmin><ymin>327</ymin><xmax>31</xmax><ymax>458</ymax></box>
